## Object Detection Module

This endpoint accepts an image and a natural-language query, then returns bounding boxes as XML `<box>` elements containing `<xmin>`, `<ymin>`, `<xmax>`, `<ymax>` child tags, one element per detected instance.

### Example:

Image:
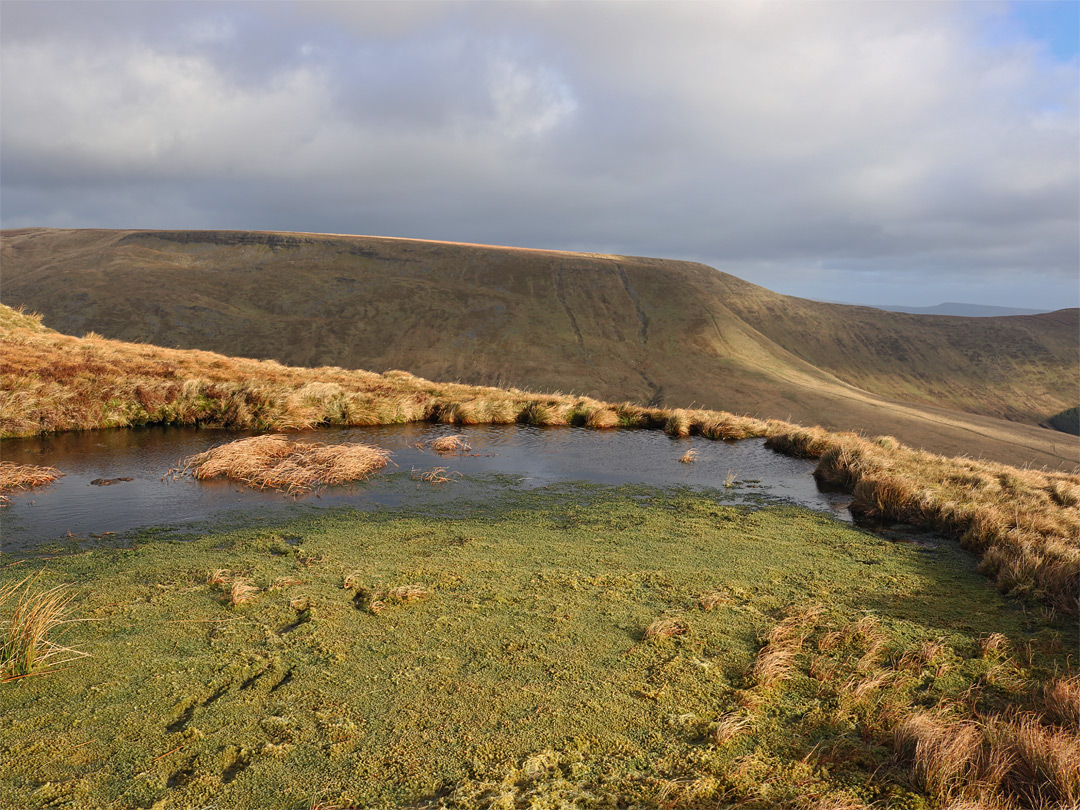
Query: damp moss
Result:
<box><xmin>0</xmin><ymin>485</ymin><xmax>1070</xmax><ymax>809</ymax></box>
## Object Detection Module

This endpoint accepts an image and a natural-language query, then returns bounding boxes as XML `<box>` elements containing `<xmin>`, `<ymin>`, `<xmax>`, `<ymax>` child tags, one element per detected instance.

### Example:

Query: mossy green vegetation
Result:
<box><xmin>1</xmin><ymin>484</ymin><xmax>1072</xmax><ymax>809</ymax></box>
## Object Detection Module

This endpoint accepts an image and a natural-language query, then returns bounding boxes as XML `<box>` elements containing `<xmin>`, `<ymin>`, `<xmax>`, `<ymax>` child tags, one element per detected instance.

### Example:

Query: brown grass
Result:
<box><xmin>678</xmin><ymin>448</ymin><xmax>698</xmax><ymax>464</ymax></box>
<box><xmin>1</xmin><ymin>574</ymin><xmax>86</xmax><ymax>681</ymax></box>
<box><xmin>355</xmin><ymin>584</ymin><xmax>430</xmax><ymax>615</ymax></box>
<box><xmin>228</xmin><ymin>579</ymin><xmax>259</xmax><ymax>607</ymax></box>
<box><xmin>0</xmin><ymin>461</ymin><xmax>63</xmax><ymax>505</ymax></box>
<box><xmin>172</xmin><ymin>435</ymin><xmax>391</xmax><ymax>495</ymax></box>
<box><xmin>386</xmin><ymin>584</ymin><xmax>430</xmax><ymax>604</ymax></box>
<box><xmin>1043</xmin><ymin>675</ymin><xmax>1080</xmax><ymax>731</ymax></box>
<box><xmin>643</xmin><ymin>616</ymin><xmax>689</xmax><ymax>640</ymax></box>
<box><xmin>752</xmin><ymin>605</ymin><xmax>824</xmax><ymax>688</ymax></box>
<box><xmin>0</xmin><ymin>461</ymin><xmax>63</xmax><ymax>492</ymax></box>
<box><xmin>2</xmin><ymin>304</ymin><xmax>1078</xmax><ymax>615</ymax></box>
<box><xmin>741</xmin><ymin>605</ymin><xmax>1080</xmax><ymax>810</ymax></box>
<box><xmin>414</xmin><ymin>467</ymin><xmax>461</xmax><ymax>484</ymax></box>
<box><xmin>709</xmin><ymin>712</ymin><xmax>751</xmax><ymax>744</ymax></box>
<box><xmin>430</xmin><ymin>435</ymin><xmax>471</xmax><ymax>454</ymax></box>
<box><xmin>697</xmin><ymin>591</ymin><xmax>727</xmax><ymax>611</ymax></box>
<box><xmin>765</xmin><ymin>429</ymin><xmax>1080</xmax><ymax>615</ymax></box>
<box><xmin>894</xmin><ymin>711</ymin><xmax>1080</xmax><ymax>808</ymax></box>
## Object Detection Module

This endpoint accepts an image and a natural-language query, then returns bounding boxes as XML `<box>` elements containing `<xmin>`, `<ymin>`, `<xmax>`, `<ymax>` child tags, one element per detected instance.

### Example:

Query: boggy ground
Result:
<box><xmin>1</xmin><ymin>484</ymin><xmax>1074</xmax><ymax>809</ymax></box>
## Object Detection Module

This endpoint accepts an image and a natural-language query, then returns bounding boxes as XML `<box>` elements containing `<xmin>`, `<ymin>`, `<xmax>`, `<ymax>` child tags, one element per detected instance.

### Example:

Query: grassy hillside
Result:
<box><xmin>2</xmin><ymin>304</ymin><xmax>1078</xmax><ymax>616</ymax></box>
<box><xmin>2</xmin><ymin>228</ymin><xmax>1076</xmax><ymax>468</ymax></box>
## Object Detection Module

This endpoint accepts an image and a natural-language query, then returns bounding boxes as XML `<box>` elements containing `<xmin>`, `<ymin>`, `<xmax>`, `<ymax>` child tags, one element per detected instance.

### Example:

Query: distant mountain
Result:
<box><xmin>874</xmin><ymin>303</ymin><xmax>1053</xmax><ymax>317</ymax></box>
<box><xmin>2</xmin><ymin>227</ymin><xmax>1077</xmax><ymax>469</ymax></box>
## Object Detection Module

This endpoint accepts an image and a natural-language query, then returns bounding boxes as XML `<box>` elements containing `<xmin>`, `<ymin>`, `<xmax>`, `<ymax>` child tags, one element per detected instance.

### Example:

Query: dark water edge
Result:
<box><xmin>0</xmin><ymin>424</ymin><xmax>853</xmax><ymax>551</ymax></box>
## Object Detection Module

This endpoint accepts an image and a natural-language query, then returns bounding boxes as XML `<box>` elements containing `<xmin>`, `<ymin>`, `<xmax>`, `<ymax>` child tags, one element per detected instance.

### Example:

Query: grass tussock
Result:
<box><xmin>0</xmin><ymin>461</ymin><xmax>63</xmax><ymax>505</ymax></box>
<box><xmin>765</xmin><ymin>428</ymin><xmax>1080</xmax><ymax>616</ymax></box>
<box><xmin>430</xmin><ymin>435</ymin><xmax>472</xmax><ymax>454</ymax></box>
<box><xmin>678</xmin><ymin>448</ymin><xmax>698</xmax><ymax>464</ymax></box>
<box><xmin>2</xmin><ymin>303</ymin><xmax>1078</xmax><ymax>615</ymax></box>
<box><xmin>643</xmin><ymin>616</ymin><xmax>688</xmax><ymax>640</ymax></box>
<box><xmin>413</xmin><ymin>466</ymin><xmax>462</xmax><ymax>485</ymax></box>
<box><xmin>355</xmin><ymin>583</ymin><xmax>431</xmax><ymax>615</ymax></box>
<box><xmin>729</xmin><ymin>605</ymin><xmax>1080</xmax><ymax>810</ymax></box>
<box><xmin>1</xmin><ymin>574</ymin><xmax>86</xmax><ymax>682</ymax></box>
<box><xmin>172</xmin><ymin>435</ymin><xmax>391</xmax><ymax>495</ymax></box>
<box><xmin>206</xmin><ymin>570</ymin><xmax>260</xmax><ymax>606</ymax></box>
<box><xmin>228</xmin><ymin>578</ymin><xmax>259</xmax><ymax>607</ymax></box>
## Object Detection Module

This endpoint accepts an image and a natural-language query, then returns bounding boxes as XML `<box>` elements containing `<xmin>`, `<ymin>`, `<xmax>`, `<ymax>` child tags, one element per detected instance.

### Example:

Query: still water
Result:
<box><xmin>1</xmin><ymin>424</ymin><xmax>850</xmax><ymax>550</ymax></box>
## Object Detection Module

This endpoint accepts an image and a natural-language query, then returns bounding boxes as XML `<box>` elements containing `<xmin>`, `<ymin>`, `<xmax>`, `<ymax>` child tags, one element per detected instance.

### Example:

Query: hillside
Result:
<box><xmin>2</xmin><ymin>227</ymin><xmax>1076</xmax><ymax>468</ymax></box>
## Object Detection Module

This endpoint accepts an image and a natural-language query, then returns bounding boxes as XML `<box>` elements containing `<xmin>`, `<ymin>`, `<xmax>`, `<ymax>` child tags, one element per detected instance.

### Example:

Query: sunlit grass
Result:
<box><xmin>1</xmin><ymin>574</ymin><xmax>86</xmax><ymax>682</ymax></box>
<box><xmin>0</xmin><ymin>487</ymin><xmax>1072</xmax><ymax>808</ymax></box>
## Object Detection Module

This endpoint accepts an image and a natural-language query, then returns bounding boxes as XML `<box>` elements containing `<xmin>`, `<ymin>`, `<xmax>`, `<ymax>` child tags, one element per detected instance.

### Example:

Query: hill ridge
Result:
<box><xmin>2</xmin><ymin>227</ymin><xmax>1076</xmax><ymax>468</ymax></box>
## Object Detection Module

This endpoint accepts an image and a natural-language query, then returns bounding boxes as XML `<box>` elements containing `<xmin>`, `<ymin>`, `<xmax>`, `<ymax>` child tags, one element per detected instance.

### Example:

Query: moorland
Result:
<box><xmin>2</xmin><ymin>228</ymin><xmax>1077</xmax><ymax>469</ymax></box>
<box><xmin>0</xmin><ymin>231</ymin><xmax>1078</xmax><ymax>810</ymax></box>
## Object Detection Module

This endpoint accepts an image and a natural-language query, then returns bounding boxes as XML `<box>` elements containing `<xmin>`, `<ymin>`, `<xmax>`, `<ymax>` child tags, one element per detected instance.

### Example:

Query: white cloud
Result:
<box><xmin>0</xmin><ymin>0</ymin><xmax>1075</xmax><ymax>308</ymax></box>
<box><xmin>486</xmin><ymin>58</ymin><xmax>577</xmax><ymax>140</ymax></box>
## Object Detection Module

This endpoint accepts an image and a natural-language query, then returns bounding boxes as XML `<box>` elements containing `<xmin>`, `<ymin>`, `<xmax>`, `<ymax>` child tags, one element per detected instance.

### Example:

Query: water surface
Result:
<box><xmin>1</xmin><ymin>424</ymin><xmax>850</xmax><ymax>550</ymax></box>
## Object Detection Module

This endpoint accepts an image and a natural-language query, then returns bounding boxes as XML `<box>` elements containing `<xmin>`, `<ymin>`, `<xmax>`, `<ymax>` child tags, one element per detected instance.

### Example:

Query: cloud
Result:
<box><xmin>1</xmin><ymin>0</ymin><xmax>1076</xmax><ymax>308</ymax></box>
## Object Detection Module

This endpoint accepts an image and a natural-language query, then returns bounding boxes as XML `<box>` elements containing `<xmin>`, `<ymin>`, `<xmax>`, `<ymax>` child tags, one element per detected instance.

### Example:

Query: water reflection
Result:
<box><xmin>1</xmin><ymin>424</ymin><xmax>849</xmax><ymax>550</ymax></box>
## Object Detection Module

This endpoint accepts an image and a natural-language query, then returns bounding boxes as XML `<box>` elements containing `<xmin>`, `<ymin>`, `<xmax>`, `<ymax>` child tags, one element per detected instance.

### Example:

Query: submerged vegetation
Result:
<box><xmin>0</xmin><ymin>488</ymin><xmax>1074</xmax><ymax>808</ymax></box>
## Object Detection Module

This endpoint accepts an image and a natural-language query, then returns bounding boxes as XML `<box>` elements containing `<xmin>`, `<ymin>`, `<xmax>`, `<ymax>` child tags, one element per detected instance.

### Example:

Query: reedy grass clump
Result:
<box><xmin>0</xmin><ymin>461</ymin><xmax>64</xmax><ymax>505</ymax></box>
<box><xmin>764</xmin><ymin>428</ymin><xmax>1080</xmax><ymax>615</ymax></box>
<box><xmin>678</xmin><ymin>448</ymin><xmax>698</xmax><ymax>464</ymax></box>
<box><xmin>430</xmin><ymin>435</ymin><xmax>471</xmax><ymax>454</ymax></box>
<box><xmin>172</xmin><ymin>435</ymin><xmax>391</xmax><ymax>495</ymax></box>
<box><xmin>734</xmin><ymin>605</ymin><xmax>1080</xmax><ymax>810</ymax></box>
<box><xmin>353</xmin><ymin>583</ymin><xmax>431</xmax><ymax>615</ymax></box>
<box><xmin>643</xmin><ymin>616</ymin><xmax>688</xmax><ymax>640</ymax></box>
<box><xmin>1</xmin><ymin>574</ymin><xmax>85</xmax><ymax>682</ymax></box>
<box><xmin>206</xmin><ymin>570</ymin><xmax>260</xmax><ymax>606</ymax></box>
<box><xmin>413</xmin><ymin>466</ymin><xmax>461</xmax><ymax>484</ymax></box>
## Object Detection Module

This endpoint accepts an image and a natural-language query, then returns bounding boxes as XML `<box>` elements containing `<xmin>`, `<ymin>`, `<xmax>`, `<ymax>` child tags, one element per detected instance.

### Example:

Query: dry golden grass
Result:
<box><xmin>696</xmin><ymin>591</ymin><xmax>727</xmax><ymax>611</ymax></box>
<box><xmin>1043</xmin><ymin>675</ymin><xmax>1080</xmax><ymax>731</ymax></box>
<box><xmin>752</xmin><ymin>605</ymin><xmax>824</xmax><ymax>688</ymax></box>
<box><xmin>386</xmin><ymin>584</ymin><xmax>430</xmax><ymax>604</ymax></box>
<box><xmin>172</xmin><ymin>435</ymin><xmax>391</xmax><ymax>495</ymax></box>
<box><xmin>678</xmin><ymin>448</ymin><xmax>698</xmax><ymax>464</ymax></box>
<box><xmin>1</xmin><ymin>574</ymin><xmax>86</xmax><ymax>682</ymax></box>
<box><xmin>414</xmin><ymin>466</ymin><xmax>461</xmax><ymax>484</ymax></box>
<box><xmin>0</xmin><ymin>461</ymin><xmax>63</xmax><ymax>505</ymax></box>
<box><xmin>206</xmin><ymin>569</ymin><xmax>230</xmax><ymax>587</ymax></box>
<box><xmin>766</xmin><ymin>430</ymin><xmax>1080</xmax><ymax>616</ymax></box>
<box><xmin>430</xmin><ymin>435</ymin><xmax>471</xmax><ymax>454</ymax></box>
<box><xmin>228</xmin><ymin>579</ymin><xmax>259</xmax><ymax>607</ymax></box>
<box><xmin>354</xmin><ymin>584</ymin><xmax>430</xmax><ymax>615</ymax></box>
<box><xmin>709</xmin><ymin>712</ymin><xmax>751</xmax><ymax>744</ymax></box>
<box><xmin>739</xmin><ymin>605</ymin><xmax>1080</xmax><ymax>810</ymax></box>
<box><xmin>643</xmin><ymin>616</ymin><xmax>689</xmax><ymax>640</ymax></box>
<box><xmin>894</xmin><ymin>711</ymin><xmax>1080</xmax><ymax>808</ymax></box>
<box><xmin>2</xmin><ymin>304</ymin><xmax>1078</xmax><ymax>614</ymax></box>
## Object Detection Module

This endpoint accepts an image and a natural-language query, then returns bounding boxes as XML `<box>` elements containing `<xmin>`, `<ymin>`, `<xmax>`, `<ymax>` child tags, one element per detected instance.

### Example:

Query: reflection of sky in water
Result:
<box><xmin>0</xmin><ymin>424</ymin><xmax>850</xmax><ymax>550</ymax></box>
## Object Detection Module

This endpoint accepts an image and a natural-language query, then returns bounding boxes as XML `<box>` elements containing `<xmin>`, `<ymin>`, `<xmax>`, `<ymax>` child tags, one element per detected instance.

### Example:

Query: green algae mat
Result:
<box><xmin>0</xmin><ymin>484</ymin><xmax>1071</xmax><ymax>809</ymax></box>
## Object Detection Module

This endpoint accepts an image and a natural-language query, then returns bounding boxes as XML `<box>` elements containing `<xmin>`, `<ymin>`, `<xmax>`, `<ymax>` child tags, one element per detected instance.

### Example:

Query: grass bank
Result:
<box><xmin>1</xmin><ymin>487</ymin><xmax>1074</xmax><ymax>809</ymax></box>
<box><xmin>2</xmin><ymin>305</ymin><xmax>1078</xmax><ymax>615</ymax></box>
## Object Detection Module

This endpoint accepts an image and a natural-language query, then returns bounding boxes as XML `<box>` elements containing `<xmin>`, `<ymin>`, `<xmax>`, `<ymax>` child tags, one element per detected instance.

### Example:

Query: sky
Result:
<box><xmin>1</xmin><ymin>0</ymin><xmax>1077</xmax><ymax>310</ymax></box>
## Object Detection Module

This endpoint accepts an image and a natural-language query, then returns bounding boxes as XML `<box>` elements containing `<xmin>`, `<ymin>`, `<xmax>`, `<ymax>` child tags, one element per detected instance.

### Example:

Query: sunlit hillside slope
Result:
<box><xmin>2</xmin><ymin>228</ymin><xmax>1076</xmax><ymax>468</ymax></box>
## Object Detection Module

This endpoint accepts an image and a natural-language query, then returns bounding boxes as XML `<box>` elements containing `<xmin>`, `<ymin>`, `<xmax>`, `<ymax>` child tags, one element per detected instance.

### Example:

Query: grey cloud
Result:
<box><xmin>1</xmin><ymin>0</ymin><xmax>1076</xmax><ymax>309</ymax></box>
